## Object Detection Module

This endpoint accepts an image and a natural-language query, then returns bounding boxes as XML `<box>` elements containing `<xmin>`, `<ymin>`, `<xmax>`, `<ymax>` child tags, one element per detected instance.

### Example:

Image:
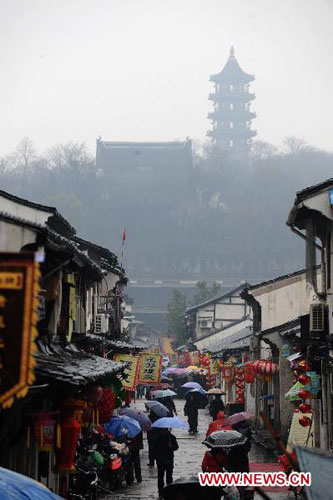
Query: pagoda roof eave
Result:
<box><xmin>210</xmin><ymin>73</ymin><xmax>254</xmax><ymax>83</ymax></box>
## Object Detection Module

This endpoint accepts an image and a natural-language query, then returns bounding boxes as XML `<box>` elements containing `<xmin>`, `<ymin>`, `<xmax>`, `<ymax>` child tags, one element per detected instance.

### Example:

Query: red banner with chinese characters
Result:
<box><xmin>138</xmin><ymin>353</ymin><xmax>162</xmax><ymax>385</ymax></box>
<box><xmin>0</xmin><ymin>253</ymin><xmax>40</xmax><ymax>409</ymax></box>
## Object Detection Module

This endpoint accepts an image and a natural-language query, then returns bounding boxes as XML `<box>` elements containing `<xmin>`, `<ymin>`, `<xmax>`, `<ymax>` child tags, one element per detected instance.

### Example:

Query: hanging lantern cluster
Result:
<box><xmin>289</xmin><ymin>357</ymin><xmax>314</xmax><ymax>426</ymax></box>
<box><xmin>235</xmin><ymin>368</ymin><xmax>245</xmax><ymax>403</ymax></box>
<box><xmin>253</xmin><ymin>360</ymin><xmax>279</xmax><ymax>376</ymax></box>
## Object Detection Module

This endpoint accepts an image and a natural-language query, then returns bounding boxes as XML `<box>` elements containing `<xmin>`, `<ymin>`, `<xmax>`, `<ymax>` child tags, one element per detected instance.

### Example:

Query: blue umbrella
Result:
<box><xmin>103</xmin><ymin>415</ymin><xmax>141</xmax><ymax>438</ymax></box>
<box><xmin>0</xmin><ymin>466</ymin><xmax>63</xmax><ymax>499</ymax></box>
<box><xmin>152</xmin><ymin>417</ymin><xmax>189</xmax><ymax>430</ymax></box>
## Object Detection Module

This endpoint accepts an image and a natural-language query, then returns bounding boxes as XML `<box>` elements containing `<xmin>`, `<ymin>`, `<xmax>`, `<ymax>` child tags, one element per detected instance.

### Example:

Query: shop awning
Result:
<box><xmin>35</xmin><ymin>340</ymin><xmax>126</xmax><ymax>385</ymax></box>
<box><xmin>208</xmin><ymin>327</ymin><xmax>252</xmax><ymax>355</ymax></box>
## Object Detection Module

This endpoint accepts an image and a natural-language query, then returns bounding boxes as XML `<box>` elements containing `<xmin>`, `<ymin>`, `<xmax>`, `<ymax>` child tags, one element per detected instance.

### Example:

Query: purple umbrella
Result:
<box><xmin>119</xmin><ymin>408</ymin><xmax>151</xmax><ymax>431</ymax></box>
<box><xmin>182</xmin><ymin>382</ymin><xmax>203</xmax><ymax>390</ymax></box>
<box><xmin>226</xmin><ymin>412</ymin><xmax>254</xmax><ymax>426</ymax></box>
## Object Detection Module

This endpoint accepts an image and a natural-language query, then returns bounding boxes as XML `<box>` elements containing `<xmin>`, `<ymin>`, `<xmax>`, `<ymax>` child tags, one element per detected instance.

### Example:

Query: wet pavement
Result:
<box><xmin>106</xmin><ymin>398</ymin><xmax>289</xmax><ymax>500</ymax></box>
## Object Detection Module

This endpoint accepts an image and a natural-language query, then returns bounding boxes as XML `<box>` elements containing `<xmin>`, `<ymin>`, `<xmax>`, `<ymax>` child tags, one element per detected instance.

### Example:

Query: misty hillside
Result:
<box><xmin>1</xmin><ymin>137</ymin><xmax>331</xmax><ymax>281</ymax></box>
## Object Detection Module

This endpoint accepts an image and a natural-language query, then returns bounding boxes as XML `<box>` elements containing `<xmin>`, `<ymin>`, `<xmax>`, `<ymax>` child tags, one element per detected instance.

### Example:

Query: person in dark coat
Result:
<box><xmin>146</xmin><ymin>410</ymin><xmax>160</xmax><ymax>466</ymax></box>
<box><xmin>126</xmin><ymin>431</ymin><xmax>143</xmax><ymax>483</ymax></box>
<box><xmin>209</xmin><ymin>395</ymin><xmax>225</xmax><ymax>420</ymax></box>
<box><xmin>184</xmin><ymin>394</ymin><xmax>199</xmax><ymax>434</ymax></box>
<box><xmin>152</xmin><ymin>428</ymin><xmax>179</xmax><ymax>496</ymax></box>
<box><xmin>160</xmin><ymin>396</ymin><xmax>177</xmax><ymax>416</ymax></box>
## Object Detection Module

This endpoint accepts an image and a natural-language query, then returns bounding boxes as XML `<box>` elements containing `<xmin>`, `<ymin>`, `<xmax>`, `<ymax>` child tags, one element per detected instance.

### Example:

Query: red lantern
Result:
<box><xmin>57</xmin><ymin>415</ymin><xmax>81</xmax><ymax>472</ymax></box>
<box><xmin>97</xmin><ymin>388</ymin><xmax>116</xmax><ymax>423</ymax></box>
<box><xmin>33</xmin><ymin>413</ymin><xmax>57</xmax><ymax>451</ymax></box>
<box><xmin>299</xmin><ymin>403</ymin><xmax>312</xmax><ymax>413</ymax></box>
<box><xmin>299</xmin><ymin>416</ymin><xmax>311</xmax><ymax>427</ymax></box>
<box><xmin>298</xmin><ymin>374</ymin><xmax>310</xmax><ymax>385</ymax></box>
<box><xmin>298</xmin><ymin>389</ymin><xmax>310</xmax><ymax>400</ymax></box>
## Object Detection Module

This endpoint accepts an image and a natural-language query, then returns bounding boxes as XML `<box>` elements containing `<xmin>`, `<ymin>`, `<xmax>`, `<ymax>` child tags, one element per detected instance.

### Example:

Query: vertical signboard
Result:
<box><xmin>0</xmin><ymin>253</ymin><xmax>40</xmax><ymax>409</ymax></box>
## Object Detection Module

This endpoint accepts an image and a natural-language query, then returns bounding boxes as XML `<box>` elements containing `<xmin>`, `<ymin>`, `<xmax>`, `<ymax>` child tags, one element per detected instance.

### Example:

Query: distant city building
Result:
<box><xmin>207</xmin><ymin>47</ymin><xmax>257</xmax><ymax>152</ymax></box>
<box><xmin>96</xmin><ymin>139</ymin><xmax>193</xmax><ymax>178</ymax></box>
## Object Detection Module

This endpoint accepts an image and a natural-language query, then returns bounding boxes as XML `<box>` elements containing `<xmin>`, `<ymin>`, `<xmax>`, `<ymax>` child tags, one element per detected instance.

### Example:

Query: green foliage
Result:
<box><xmin>166</xmin><ymin>289</ymin><xmax>188</xmax><ymax>346</ymax></box>
<box><xmin>191</xmin><ymin>280</ymin><xmax>221</xmax><ymax>307</ymax></box>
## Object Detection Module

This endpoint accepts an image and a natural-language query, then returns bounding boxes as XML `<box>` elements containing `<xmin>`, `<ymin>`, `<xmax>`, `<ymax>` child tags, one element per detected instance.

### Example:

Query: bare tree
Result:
<box><xmin>282</xmin><ymin>136</ymin><xmax>309</xmax><ymax>155</ymax></box>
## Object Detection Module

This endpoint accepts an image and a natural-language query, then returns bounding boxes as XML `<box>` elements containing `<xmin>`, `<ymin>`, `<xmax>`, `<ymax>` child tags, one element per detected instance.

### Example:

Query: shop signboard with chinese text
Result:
<box><xmin>0</xmin><ymin>253</ymin><xmax>40</xmax><ymax>409</ymax></box>
<box><xmin>114</xmin><ymin>353</ymin><xmax>139</xmax><ymax>390</ymax></box>
<box><xmin>138</xmin><ymin>353</ymin><xmax>162</xmax><ymax>385</ymax></box>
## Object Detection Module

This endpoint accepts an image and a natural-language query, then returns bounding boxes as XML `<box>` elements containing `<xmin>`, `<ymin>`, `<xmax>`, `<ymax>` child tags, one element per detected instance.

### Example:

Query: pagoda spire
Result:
<box><xmin>207</xmin><ymin>48</ymin><xmax>257</xmax><ymax>153</ymax></box>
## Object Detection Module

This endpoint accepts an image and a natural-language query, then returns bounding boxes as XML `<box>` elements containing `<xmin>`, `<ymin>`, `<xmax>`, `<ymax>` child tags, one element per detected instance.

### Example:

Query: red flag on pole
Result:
<box><xmin>122</xmin><ymin>227</ymin><xmax>126</xmax><ymax>242</ymax></box>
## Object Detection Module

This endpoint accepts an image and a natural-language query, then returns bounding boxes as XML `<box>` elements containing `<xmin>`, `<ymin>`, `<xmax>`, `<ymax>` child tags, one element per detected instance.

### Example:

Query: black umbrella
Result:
<box><xmin>162</xmin><ymin>476</ymin><xmax>222</xmax><ymax>500</ymax></box>
<box><xmin>161</xmin><ymin>376</ymin><xmax>173</xmax><ymax>383</ymax></box>
<box><xmin>203</xmin><ymin>430</ymin><xmax>247</xmax><ymax>448</ymax></box>
<box><xmin>145</xmin><ymin>401</ymin><xmax>169</xmax><ymax>417</ymax></box>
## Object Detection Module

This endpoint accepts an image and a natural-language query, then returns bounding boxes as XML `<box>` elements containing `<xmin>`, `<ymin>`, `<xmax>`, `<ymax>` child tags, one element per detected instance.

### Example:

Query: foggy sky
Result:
<box><xmin>1</xmin><ymin>0</ymin><xmax>333</xmax><ymax>155</ymax></box>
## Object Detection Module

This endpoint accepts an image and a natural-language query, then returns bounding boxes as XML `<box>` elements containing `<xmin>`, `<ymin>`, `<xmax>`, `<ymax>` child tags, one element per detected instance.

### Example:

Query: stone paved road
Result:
<box><xmin>105</xmin><ymin>399</ymin><xmax>289</xmax><ymax>500</ymax></box>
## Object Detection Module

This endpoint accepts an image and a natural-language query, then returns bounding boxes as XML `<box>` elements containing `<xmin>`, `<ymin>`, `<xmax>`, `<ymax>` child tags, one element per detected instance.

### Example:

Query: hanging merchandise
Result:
<box><xmin>299</xmin><ymin>416</ymin><xmax>311</xmax><ymax>427</ymax></box>
<box><xmin>96</xmin><ymin>388</ymin><xmax>116</xmax><ymax>423</ymax></box>
<box><xmin>234</xmin><ymin>368</ymin><xmax>245</xmax><ymax>403</ymax></box>
<box><xmin>281</xmin><ymin>344</ymin><xmax>292</xmax><ymax>358</ymax></box>
<box><xmin>114</xmin><ymin>353</ymin><xmax>140</xmax><ymax>390</ymax></box>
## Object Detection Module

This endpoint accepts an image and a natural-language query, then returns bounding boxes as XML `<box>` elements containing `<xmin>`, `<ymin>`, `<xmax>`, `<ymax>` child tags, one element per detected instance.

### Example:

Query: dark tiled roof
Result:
<box><xmin>73</xmin><ymin>236</ymin><xmax>120</xmax><ymax>271</ymax></box>
<box><xmin>99</xmin><ymin>141</ymin><xmax>190</xmax><ymax>149</ymax></box>
<box><xmin>295</xmin><ymin>178</ymin><xmax>333</xmax><ymax>203</ymax></box>
<box><xmin>35</xmin><ymin>341</ymin><xmax>126</xmax><ymax>385</ymax></box>
<box><xmin>75</xmin><ymin>333</ymin><xmax>143</xmax><ymax>353</ymax></box>
<box><xmin>245</xmin><ymin>269</ymin><xmax>307</xmax><ymax>292</ymax></box>
<box><xmin>260</xmin><ymin>318</ymin><xmax>300</xmax><ymax>338</ymax></box>
<box><xmin>208</xmin><ymin>326</ymin><xmax>252</xmax><ymax>354</ymax></box>
<box><xmin>186</xmin><ymin>282</ymin><xmax>250</xmax><ymax>313</ymax></box>
<box><xmin>0</xmin><ymin>189</ymin><xmax>76</xmax><ymax>234</ymax></box>
<box><xmin>0</xmin><ymin>211</ymin><xmax>104</xmax><ymax>279</ymax></box>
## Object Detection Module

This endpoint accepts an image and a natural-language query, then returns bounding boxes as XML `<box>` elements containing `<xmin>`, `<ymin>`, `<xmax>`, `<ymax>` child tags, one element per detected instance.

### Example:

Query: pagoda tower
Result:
<box><xmin>207</xmin><ymin>47</ymin><xmax>257</xmax><ymax>151</ymax></box>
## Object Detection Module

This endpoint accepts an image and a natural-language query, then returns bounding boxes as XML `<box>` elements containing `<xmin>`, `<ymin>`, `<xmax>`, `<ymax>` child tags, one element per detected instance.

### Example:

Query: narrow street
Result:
<box><xmin>107</xmin><ymin>399</ymin><xmax>289</xmax><ymax>500</ymax></box>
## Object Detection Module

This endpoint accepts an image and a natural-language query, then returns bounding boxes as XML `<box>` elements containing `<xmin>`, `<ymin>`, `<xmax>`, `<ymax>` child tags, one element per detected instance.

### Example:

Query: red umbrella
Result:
<box><xmin>226</xmin><ymin>412</ymin><xmax>254</xmax><ymax>426</ymax></box>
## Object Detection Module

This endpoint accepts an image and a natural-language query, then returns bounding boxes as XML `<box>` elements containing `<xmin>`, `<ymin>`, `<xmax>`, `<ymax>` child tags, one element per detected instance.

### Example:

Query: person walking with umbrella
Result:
<box><xmin>151</xmin><ymin>417</ymin><xmax>187</xmax><ymax>497</ymax></box>
<box><xmin>208</xmin><ymin>389</ymin><xmax>225</xmax><ymax>420</ymax></box>
<box><xmin>184</xmin><ymin>393</ymin><xmax>199</xmax><ymax>434</ymax></box>
<box><xmin>145</xmin><ymin>401</ymin><xmax>169</xmax><ymax>467</ymax></box>
<box><xmin>152</xmin><ymin>428</ymin><xmax>179</xmax><ymax>497</ymax></box>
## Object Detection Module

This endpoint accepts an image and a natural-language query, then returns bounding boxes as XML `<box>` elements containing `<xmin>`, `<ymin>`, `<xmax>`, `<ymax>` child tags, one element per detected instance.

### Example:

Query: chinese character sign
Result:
<box><xmin>114</xmin><ymin>354</ymin><xmax>139</xmax><ymax>390</ymax></box>
<box><xmin>138</xmin><ymin>353</ymin><xmax>162</xmax><ymax>385</ymax></box>
<box><xmin>0</xmin><ymin>253</ymin><xmax>40</xmax><ymax>409</ymax></box>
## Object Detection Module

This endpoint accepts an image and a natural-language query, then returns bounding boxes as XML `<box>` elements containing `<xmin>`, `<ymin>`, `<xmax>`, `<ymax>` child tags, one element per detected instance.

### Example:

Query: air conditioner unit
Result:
<box><xmin>94</xmin><ymin>313</ymin><xmax>109</xmax><ymax>334</ymax></box>
<box><xmin>250</xmin><ymin>335</ymin><xmax>260</xmax><ymax>352</ymax></box>
<box><xmin>199</xmin><ymin>319</ymin><xmax>212</xmax><ymax>328</ymax></box>
<box><xmin>310</xmin><ymin>304</ymin><xmax>325</xmax><ymax>332</ymax></box>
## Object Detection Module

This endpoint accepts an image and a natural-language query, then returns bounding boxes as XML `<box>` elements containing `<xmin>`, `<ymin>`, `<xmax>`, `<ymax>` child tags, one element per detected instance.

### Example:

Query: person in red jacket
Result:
<box><xmin>206</xmin><ymin>411</ymin><xmax>232</xmax><ymax>437</ymax></box>
<box><xmin>202</xmin><ymin>447</ymin><xmax>228</xmax><ymax>472</ymax></box>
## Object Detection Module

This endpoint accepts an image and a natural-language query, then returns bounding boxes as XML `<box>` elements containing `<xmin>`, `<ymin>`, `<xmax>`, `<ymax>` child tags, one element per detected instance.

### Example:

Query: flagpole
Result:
<box><xmin>120</xmin><ymin>226</ymin><xmax>126</xmax><ymax>270</ymax></box>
